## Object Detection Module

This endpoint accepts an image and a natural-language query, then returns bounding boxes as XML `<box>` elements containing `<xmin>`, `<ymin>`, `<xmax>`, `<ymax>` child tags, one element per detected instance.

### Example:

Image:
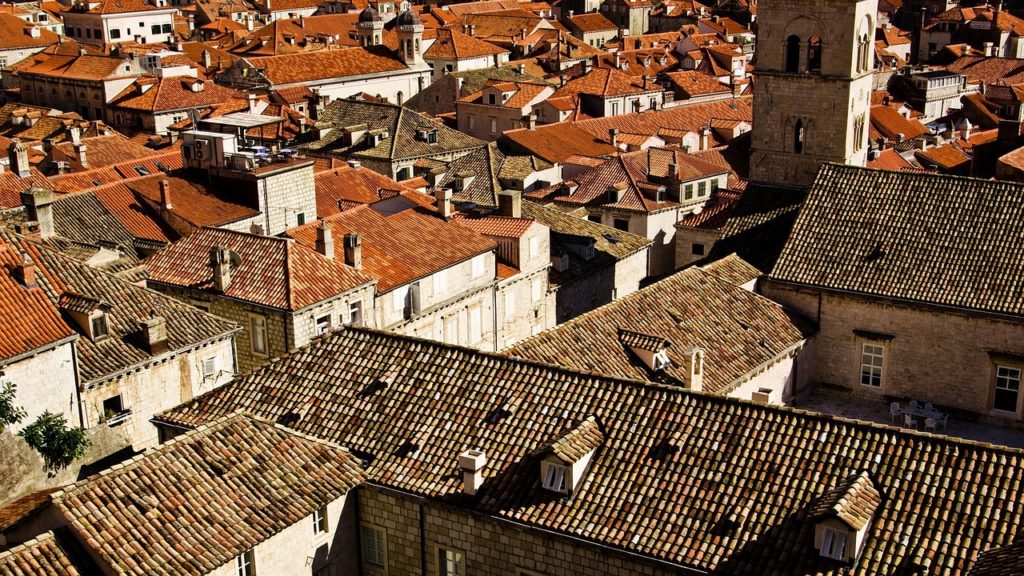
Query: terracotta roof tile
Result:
<box><xmin>0</xmin><ymin>531</ymin><xmax>90</xmax><ymax>576</ymax></box>
<box><xmin>808</xmin><ymin>471</ymin><xmax>881</xmax><ymax>531</ymax></box>
<box><xmin>247</xmin><ymin>46</ymin><xmax>408</xmax><ymax>85</ymax></box>
<box><xmin>109</xmin><ymin>76</ymin><xmax>242</xmax><ymax>112</ymax></box>
<box><xmin>314</xmin><ymin>164</ymin><xmax>419</xmax><ymax>218</ymax></box>
<box><xmin>425</xmin><ymin>28</ymin><xmax>508</xmax><ymax>60</ymax></box>
<box><xmin>146</xmin><ymin>227</ymin><xmax>374</xmax><ymax>310</ymax></box>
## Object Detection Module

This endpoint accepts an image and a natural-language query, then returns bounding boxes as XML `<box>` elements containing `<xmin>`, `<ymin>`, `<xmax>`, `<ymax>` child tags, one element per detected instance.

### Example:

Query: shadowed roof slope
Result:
<box><xmin>52</xmin><ymin>413</ymin><xmax>366</xmax><ymax>576</ymax></box>
<box><xmin>156</xmin><ymin>326</ymin><xmax>1024</xmax><ymax>575</ymax></box>
<box><xmin>770</xmin><ymin>164</ymin><xmax>1024</xmax><ymax>316</ymax></box>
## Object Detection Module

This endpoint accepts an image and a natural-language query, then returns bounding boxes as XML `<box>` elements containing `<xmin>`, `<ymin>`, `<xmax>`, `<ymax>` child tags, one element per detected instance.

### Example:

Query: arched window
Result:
<box><xmin>858</xmin><ymin>34</ymin><xmax>872</xmax><ymax>72</ymax></box>
<box><xmin>794</xmin><ymin>119</ymin><xmax>805</xmax><ymax>154</ymax></box>
<box><xmin>396</xmin><ymin>91</ymin><xmax>404</xmax><ymax>105</ymax></box>
<box><xmin>807</xmin><ymin>36</ymin><xmax>822</xmax><ymax>73</ymax></box>
<box><xmin>785</xmin><ymin>35</ymin><xmax>801</xmax><ymax>72</ymax></box>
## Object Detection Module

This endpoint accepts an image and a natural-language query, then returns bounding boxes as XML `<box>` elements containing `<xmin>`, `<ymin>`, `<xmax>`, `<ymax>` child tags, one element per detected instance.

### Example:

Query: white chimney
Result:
<box><xmin>316</xmin><ymin>221</ymin><xmax>335</xmax><ymax>259</ymax></box>
<box><xmin>682</xmin><ymin>347</ymin><xmax>704</xmax><ymax>392</ymax></box>
<box><xmin>9</xmin><ymin>139</ymin><xmax>30</xmax><ymax>178</ymax></box>
<box><xmin>435</xmin><ymin>187</ymin><xmax>453</xmax><ymax>218</ymax></box>
<box><xmin>343</xmin><ymin>232</ymin><xmax>361</xmax><ymax>269</ymax></box>
<box><xmin>458</xmin><ymin>449</ymin><xmax>487</xmax><ymax>496</ymax></box>
<box><xmin>210</xmin><ymin>245</ymin><xmax>233</xmax><ymax>292</ymax></box>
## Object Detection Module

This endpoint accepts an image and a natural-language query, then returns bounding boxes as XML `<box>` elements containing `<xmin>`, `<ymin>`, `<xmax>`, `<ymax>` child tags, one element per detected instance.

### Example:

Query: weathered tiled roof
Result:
<box><xmin>705</xmin><ymin>182</ymin><xmax>807</xmax><ymax>273</ymax></box>
<box><xmin>808</xmin><ymin>471</ymin><xmax>881</xmax><ymax>531</ymax></box>
<box><xmin>314</xmin><ymin>164</ymin><xmax>418</xmax><ymax>218</ymax></box>
<box><xmin>424</xmin><ymin>27</ymin><xmax>508</xmax><ymax>60</ymax></box>
<box><xmin>700</xmin><ymin>252</ymin><xmax>760</xmax><ymax>286</ymax></box>
<box><xmin>6</xmin><ymin>230</ymin><xmax>238</xmax><ymax>385</ymax></box>
<box><xmin>969</xmin><ymin>540</ymin><xmax>1024</xmax><ymax>576</ymax></box>
<box><xmin>770</xmin><ymin>164</ymin><xmax>1024</xmax><ymax>316</ymax></box>
<box><xmin>0</xmin><ymin>531</ymin><xmax>93</xmax><ymax>576</ymax></box>
<box><xmin>286</xmin><ymin>204</ymin><xmax>495</xmax><ymax>292</ymax></box>
<box><xmin>146</xmin><ymin>227</ymin><xmax>375</xmax><ymax>310</ymax></box>
<box><xmin>52</xmin><ymin>413</ymin><xmax>366</xmax><ymax>576</ymax></box>
<box><xmin>246</xmin><ymin>47</ymin><xmax>408</xmax><ymax>86</ymax></box>
<box><xmin>0</xmin><ymin>13</ymin><xmax>57</xmax><ymax>51</ymax></box>
<box><xmin>311</xmin><ymin>99</ymin><xmax>485</xmax><ymax>161</ymax></box>
<box><xmin>157</xmin><ymin>326</ymin><xmax>1024</xmax><ymax>575</ymax></box>
<box><xmin>109</xmin><ymin>76</ymin><xmax>243</xmax><ymax>113</ymax></box>
<box><xmin>541</xmin><ymin>415</ymin><xmax>604</xmax><ymax>463</ymax></box>
<box><xmin>511</xmin><ymin>265</ymin><xmax>812</xmax><ymax>392</ymax></box>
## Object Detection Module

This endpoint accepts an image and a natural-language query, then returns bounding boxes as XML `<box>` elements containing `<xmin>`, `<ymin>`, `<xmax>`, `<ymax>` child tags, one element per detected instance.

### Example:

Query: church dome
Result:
<box><xmin>358</xmin><ymin>5</ymin><xmax>382</xmax><ymax>23</ymax></box>
<box><xmin>396</xmin><ymin>8</ymin><xmax>421</xmax><ymax>26</ymax></box>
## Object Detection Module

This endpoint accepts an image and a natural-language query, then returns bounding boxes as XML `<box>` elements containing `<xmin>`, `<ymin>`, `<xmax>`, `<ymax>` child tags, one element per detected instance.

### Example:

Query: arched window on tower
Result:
<box><xmin>807</xmin><ymin>36</ymin><xmax>822</xmax><ymax>73</ymax></box>
<box><xmin>785</xmin><ymin>35</ymin><xmax>800</xmax><ymax>73</ymax></box>
<box><xmin>858</xmin><ymin>33</ymin><xmax>871</xmax><ymax>72</ymax></box>
<box><xmin>794</xmin><ymin>119</ymin><xmax>805</xmax><ymax>154</ymax></box>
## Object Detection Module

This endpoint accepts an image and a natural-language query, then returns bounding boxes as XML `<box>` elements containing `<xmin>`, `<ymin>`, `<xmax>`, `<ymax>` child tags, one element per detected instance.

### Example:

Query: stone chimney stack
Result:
<box><xmin>700</xmin><ymin>126</ymin><xmax>711</xmax><ymax>150</ymax></box>
<box><xmin>201</xmin><ymin>49</ymin><xmax>212</xmax><ymax>69</ymax></box>
<box><xmin>435</xmin><ymin>187</ymin><xmax>453</xmax><ymax>218</ymax></box>
<box><xmin>682</xmin><ymin>347</ymin><xmax>704</xmax><ymax>392</ymax></box>
<box><xmin>14</xmin><ymin>255</ymin><xmax>37</xmax><ymax>288</ymax></box>
<box><xmin>458</xmin><ymin>449</ymin><xmax>487</xmax><ymax>496</ymax></box>
<box><xmin>247</xmin><ymin>92</ymin><xmax>257</xmax><ymax>113</ymax></box>
<box><xmin>343</xmin><ymin>232</ymin><xmax>362</xmax><ymax>269</ymax></box>
<box><xmin>9</xmin><ymin>139</ymin><xmax>30</xmax><ymax>178</ymax></box>
<box><xmin>498</xmin><ymin>190</ymin><xmax>522</xmax><ymax>218</ymax></box>
<box><xmin>316</xmin><ymin>221</ymin><xmax>335</xmax><ymax>259</ymax></box>
<box><xmin>20</xmin><ymin>187</ymin><xmax>55</xmax><ymax>239</ymax></box>
<box><xmin>70</xmin><ymin>125</ymin><xmax>81</xmax><ymax>145</ymax></box>
<box><xmin>140</xmin><ymin>314</ymin><xmax>168</xmax><ymax>356</ymax></box>
<box><xmin>74</xmin><ymin>141</ymin><xmax>88</xmax><ymax>168</ymax></box>
<box><xmin>609</xmin><ymin>127</ymin><xmax>619</xmax><ymax>148</ymax></box>
<box><xmin>159</xmin><ymin>179</ymin><xmax>173</xmax><ymax>211</ymax></box>
<box><xmin>210</xmin><ymin>245</ymin><xmax>233</xmax><ymax>292</ymax></box>
<box><xmin>525</xmin><ymin>112</ymin><xmax>536</xmax><ymax>130</ymax></box>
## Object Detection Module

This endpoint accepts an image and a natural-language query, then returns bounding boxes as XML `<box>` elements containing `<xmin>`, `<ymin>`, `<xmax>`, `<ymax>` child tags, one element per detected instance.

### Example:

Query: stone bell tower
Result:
<box><xmin>749</xmin><ymin>0</ymin><xmax>877</xmax><ymax>187</ymax></box>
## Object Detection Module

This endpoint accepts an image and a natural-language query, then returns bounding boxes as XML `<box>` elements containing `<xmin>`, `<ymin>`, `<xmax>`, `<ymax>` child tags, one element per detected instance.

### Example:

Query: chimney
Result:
<box><xmin>20</xmin><ymin>187</ymin><xmax>54</xmax><ymax>239</ymax></box>
<box><xmin>201</xmin><ymin>49</ymin><xmax>212</xmax><ymax>69</ymax></box>
<box><xmin>347</xmin><ymin>158</ymin><xmax>361</xmax><ymax>169</ymax></box>
<box><xmin>525</xmin><ymin>112</ymin><xmax>536</xmax><ymax>130</ymax></box>
<box><xmin>435</xmin><ymin>187</ymin><xmax>453</xmax><ymax>218</ymax></box>
<box><xmin>14</xmin><ymin>257</ymin><xmax>37</xmax><ymax>288</ymax></box>
<box><xmin>9</xmin><ymin>140</ymin><xmax>30</xmax><ymax>178</ymax></box>
<box><xmin>700</xmin><ymin>126</ymin><xmax>711</xmax><ymax>150</ymax></box>
<box><xmin>247</xmin><ymin>92</ymin><xmax>257</xmax><ymax>113</ymax></box>
<box><xmin>140</xmin><ymin>315</ymin><xmax>168</xmax><ymax>355</ymax></box>
<box><xmin>568</xmin><ymin>9</ymin><xmax>574</xmax><ymax>17</ymax></box>
<box><xmin>583</xmin><ymin>58</ymin><xmax>592</xmax><ymax>73</ymax></box>
<box><xmin>210</xmin><ymin>245</ymin><xmax>232</xmax><ymax>292</ymax></box>
<box><xmin>614</xmin><ymin>52</ymin><xmax>621</xmax><ymax>68</ymax></box>
<box><xmin>316</xmin><ymin>221</ymin><xmax>335</xmax><ymax>259</ymax></box>
<box><xmin>74</xmin><ymin>142</ymin><xmax>88</xmax><ymax>168</ymax></box>
<box><xmin>470</xmin><ymin>24</ymin><xmax>476</xmax><ymax>36</ymax></box>
<box><xmin>682</xmin><ymin>347</ymin><xmax>704</xmax><ymax>392</ymax></box>
<box><xmin>159</xmin><ymin>179</ymin><xmax>173</xmax><ymax>211</ymax></box>
<box><xmin>458</xmin><ymin>449</ymin><xmax>487</xmax><ymax>496</ymax></box>
<box><xmin>961</xmin><ymin>119</ymin><xmax>972</xmax><ymax>140</ymax></box>
<box><xmin>70</xmin><ymin>125</ymin><xmax>81</xmax><ymax>145</ymax></box>
<box><xmin>518</xmin><ymin>63</ymin><xmax>526</xmax><ymax>74</ymax></box>
<box><xmin>343</xmin><ymin>232</ymin><xmax>362</xmax><ymax>269</ymax></box>
<box><xmin>498</xmin><ymin>190</ymin><xmax>522</xmax><ymax>218</ymax></box>
<box><xmin>609</xmin><ymin>127</ymin><xmax>619</xmax><ymax>147</ymax></box>
<box><xmin>984</xmin><ymin>42</ymin><xmax>994</xmax><ymax>57</ymax></box>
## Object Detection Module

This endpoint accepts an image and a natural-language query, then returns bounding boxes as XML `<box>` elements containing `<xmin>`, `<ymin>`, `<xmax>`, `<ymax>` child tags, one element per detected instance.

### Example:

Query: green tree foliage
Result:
<box><xmin>0</xmin><ymin>382</ymin><xmax>26</xmax><ymax>429</ymax></box>
<box><xmin>19</xmin><ymin>411</ymin><xmax>89</xmax><ymax>472</ymax></box>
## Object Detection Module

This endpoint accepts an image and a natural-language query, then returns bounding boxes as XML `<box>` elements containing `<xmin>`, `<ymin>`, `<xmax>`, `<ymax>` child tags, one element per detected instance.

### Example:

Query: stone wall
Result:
<box><xmin>3</xmin><ymin>342</ymin><xmax>79</xmax><ymax>432</ymax></box>
<box><xmin>357</xmin><ymin>486</ymin><xmax>684</xmax><ymax>576</ymax></box>
<box><xmin>288</xmin><ymin>284</ymin><xmax>378</xmax><ymax>349</ymax></box>
<box><xmin>763</xmin><ymin>281</ymin><xmax>1024</xmax><ymax>424</ymax></box>
<box><xmin>259</xmin><ymin>162</ymin><xmax>317</xmax><ymax>235</ymax></box>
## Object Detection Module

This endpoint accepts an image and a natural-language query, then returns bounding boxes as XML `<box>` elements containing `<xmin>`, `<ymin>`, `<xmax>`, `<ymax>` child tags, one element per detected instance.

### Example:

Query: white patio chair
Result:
<box><xmin>890</xmin><ymin>402</ymin><xmax>901</xmax><ymax>423</ymax></box>
<box><xmin>904</xmin><ymin>413</ymin><xmax>918</xmax><ymax>429</ymax></box>
<box><xmin>910</xmin><ymin>400</ymin><xmax>920</xmax><ymax>411</ymax></box>
<box><xmin>938</xmin><ymin>413</ymin><xmax>949</xmax><ymax>432</ymax></box>
<box><xmin>925</xmin><ymin>417</ymin><xmax>937</xmax><ymax>432</ymax></box>
<box><xmin>924</xmin><ymin>402</ymin><xmax>934</xmax><ymax>413</ymax></box>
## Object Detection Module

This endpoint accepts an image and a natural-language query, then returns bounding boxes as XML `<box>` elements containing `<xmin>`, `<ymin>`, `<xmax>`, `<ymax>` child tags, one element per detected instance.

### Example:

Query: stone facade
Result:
<box><xmin>80</xmin><ymin>338</ymin><xmax>236</xmax><ymax>448</ymax></box>
<box><xmin>673</xmin><ymin>225</ymin><xmax>721</xmax><ymax>270</ymax></box>
<box><xmin>2</xmin><ymin>341</ymin><xmax>78</xmax><ymax>433</ymax></box>
<box><xmin>749</xmin><ymin>0</ymin><xmax>876</xmax><ymax>187</ymax></box>
<box><xmin>763</xmin><ymin>281</ymin><xmax>1024</xmax><ymax>425</ymax></box>
<box><xmin>210</xmin><ymin>160</ymin><xmax>318</xmax><ymax>236</ymax></box>
<box><xmin>589</xmin><ymin>206</ymin><xmax>679</xmax><ymax>277</ymax></box>
<box><xmin>62</xmin><ymin>8</ymin><xmax>177</xmax><ymax>45</ymax></box>
<box><xmin>357</xmin><ymin>486</ymin><xmax>682</xmax><ymax>576</ymax></box>
<box><xmin>552</xmin><ymin>247</ymin><xmax>648</xmax><ymax>323</ymax></box>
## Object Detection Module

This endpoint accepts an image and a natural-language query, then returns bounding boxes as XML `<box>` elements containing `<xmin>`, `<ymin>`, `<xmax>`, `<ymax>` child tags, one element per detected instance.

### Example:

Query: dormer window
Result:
<box><xmin>619</xmin><ymin>329</ymin><xmax>672</xmax><ymax>372</ymax></box>
<box><xmin>533</xmin><ymin>416</ymin><xmax>603</xmax><ymax>495</ymax></box>
<box><xmin>60</xmin><ymin>292</ymin><xmax>112</xmax><ymax>342</ymax></box>
<box><xmin>91</xmin><ymin>314</ymin><xmax>109</xmax><ymax>339</ymax></box>
<box><xmin>809</xmin><ymin>471</ymin><xmax>881</xmax><ymax>564</ymax></box>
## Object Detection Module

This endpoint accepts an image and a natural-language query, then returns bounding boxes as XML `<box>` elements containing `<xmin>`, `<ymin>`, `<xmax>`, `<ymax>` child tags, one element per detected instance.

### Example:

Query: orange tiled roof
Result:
<box><xmin>287</xmin><ymin>204</ymin><xmax>495</xmax><ymax>293</ymax></box>
<box><xmin>868</xmin><ymin>105</ymin><xmax>928</xmax><ymax>141</ymax></box>
<box><xmin>109</xmin><ymin>75</ymin><xmax>243</xmax><ymax>112</ymax></box>
<box><xmin>52</xmin><ymin>134</ymin><xmax>160</xmax><ymax>169</ymax></box>
<box><xmin>0</xmin><ymin>13</ymin><xmax>58</xmax><ymax>51</ymax></box>
<box><xmin>452</xmin><ymin>214</ymin><xmax>536</xmax><ymax>238</ymax></box>
<box><xmin>424</xmin><ymin>27</ymin><xmax>508</xmax><ymax>60</ymax></box>
<box><xmin>567</xmin><ymin>12</ymin><xmax>617</xmax><ymax>32</ymax></box>
<box><xmin>314</xmin><ymin>164</ymin><xmax>419</xmax><ymax>218</ymax></box>
<box><xmin>14</xmin><ymin>53</ymin><xmax>134</xmax><ymax>81</ymax></box>
<box><xmin>246</xmin><ymin>46</ymin><xmax>407</xmax><ymax>85</ymax></box>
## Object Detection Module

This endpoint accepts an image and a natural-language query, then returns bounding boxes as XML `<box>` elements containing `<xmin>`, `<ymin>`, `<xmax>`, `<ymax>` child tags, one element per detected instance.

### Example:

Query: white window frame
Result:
<box><xmin>235</xmin><ymin>549</ymin><xmax>255</xmax><ymax>576</ymax></box>
<box><xmin>433</xmin><ymin>269</ymin><xmax>447</xmax><ymax>295</ymax></box>
<box><xmin>489</xmin><ymin>116</ymin><xmax>497</xmax><ymax>134</ymax></box>
<box><xmin>315</xmin><ymin>314</ymin><xmax>331</xmax><ymax>335</ymax></box>
<box><xmin>348</xmin><ymin>301</ymin><xmax>363</xmax><ymax>325</ymax></box>
<box><xmin>250</xmin><ymin>315</ymin><xmax>268</xmax><ymax>355</ymax></box>
<box><xmin>820</xmin><ymin>527</ymin><xmax>848</xmax><ymax>560</ymax></box>
<box><xmin>438</xmin><ymin>547</ymin><xmax>465</xmax><ymax>576</ymax></box>
<box><xmin>541</xmin><ymin>460</ymin><xmax>567</xmax><ymax>493</ymax></box>
<box><xmin>312</xmin><ymin>504</ymin><xmax>328</xmax><ymax>535</ymax></box>
<box><xmin>471</xmin><ymin>254</ymin><xmax>485</xmax><ymax>278</ymax></box>
<box><xmin>994</xmin><ymin>365</ymin><xmax>1022</xmax><ymax>413</ymax></box>
<box><xmin>202</xmin><ymin>356</ymin><xmax>218</xmax><ymax>378</ymax></box>
<box><xmin>360</xmin><ymin>523</ymin><xmax>387</xmax><ymax>566</ymax></box>
<box><xmin>859</xmin><ymin>342</ymin><xmax>884</xmax><ymax>387</ymax></box>
<box><xmin>392</xmin><ymin>285</ymin><xmax>410</xmax><ymax>312</ymax></box>
<box><xmin>468</xmin><ymin>306</ymin><xmax>482</xmax><ymax>344</ymax></box>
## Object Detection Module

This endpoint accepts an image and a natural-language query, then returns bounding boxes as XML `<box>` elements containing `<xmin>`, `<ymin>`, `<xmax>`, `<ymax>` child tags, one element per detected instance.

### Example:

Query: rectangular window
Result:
<box><xmin>151</xmin><ymin>24</ymin><xmax>161</xmax><ymax>34</ymax></box>
<box><xmin>348</xmin><ymin>301</ymin><xmax>363</xmax><ymax>326</ymax></box>
<box><xmin>439</xmin><ymin>548</ymin><xmax>464</xmax><ymax>576</ymax></box>
<box><xmin>691</xmin><ymin>243</ymin><xmax>705</xmax><ymax>256</ymax></box>
<box><xmin>488</xmin><ymin>93</ymin><xmax>496</xmax><ymax>104</ymax></box>
<box><xmin>297</xmin><ymin>212</ymin><xmax>306</xmax><ymax>226</ymax></box>
<box><xmin>504</xmin><ymin>290</ymin><xmax>515</xmax><ymax>315</ymax></box>
<box><xmin>315</xmin><ymin>315</ymin><xmax>331</xmax><ymax>335</ymax></box>
<box><xmin>994</xmin><ymin>366</ymin><xmax>1021</xmax><ymax>413</ymax></box>
<box><xmin>820</xmin><ymin>527</ymin><xmax>848</xmax><ymax>560</ymax></box>
<box><xmin>91</xmin><ymin>315</ymin><xmax>109</xmax><ymax>339</ymax></box>
<box><xmin>93</xmin><ymin>28</ymin><xmax>100</xmax><ymax>38</ymax></box>
<box><xmin>611</xmin><ymin>102</ymin><xmax>619</xmax><ymax>115</ymax></box>
<box><xmin>360</xmin><ymin>524</ymin><xmax>386</xmax><ymax>566</ymax></box>
<box><xmin>392</xmin><ymin>285</ymin><xmax>409</xmax><ymax>312</ymax></box>
<box><xmin>698</xmin><ymin>181</ymin><xmax>707</xmax><ymax>197</ymax></box>
<box><xmin>469</xmin><ymin>306</ymin><xmax>482</xmax><ymax>343</ymax></box>
<box><xmin>531</xmin><ymin>278</ymin><xmax>542</xmax><ymax>302</ymax></box>
<box><xmin>613</xmin><ymin>218</ymin><xmax>629</xmax><ymax>232</ymax></box>
<box><xmin>860</xmin><ymin>343</ymin><xmax>884</xmax><ymax>387</ymax></box>
<box><xmin>587</xmin><ymin>214</ymin><xmax>601</xmax><ymax>223</ymax></box>
<box><xmin>109</xmin><ymin>28</ymin><xmax>121</xmax><ymax>38</ymax></box>
<box><xmin>161</xmin><ymin>23</ymin><xmax>172</xmax><ymax>33</ymax></box>
<box><xmin>312</xmin><ymin>504</ymin><xmax>328</xmax><ymax>535</ymax></box>
<box><xmin>433</xmin><ymin>269</ymin><xmax>447</xmax><ymax>294</ymax></box>
<box><xmin>489</xmin><ymin>117</ymin><xmax>497</xmax><ymax>134</ymax></box>
<box><xmin>711</xmin><ymin>178</ymin><xmax>720</xmax><ymax>193</ymax></box>
<box><xmin>541</xmin><ymin>461</ymin><xmax>567</xmax><ymax>492</ymax></box>
<box><xmin>250</xmin><ymin>316</ymin><xmax>268</xmax><ymax>355</ymax></box>
<box><xmin>102</xmin><ymin>395</ymin><xmax>123</xmax><ymax>420</ymax></box>
<box><xmin>468</xmin><ymin>115</ymin><xmax>475</xmax><ymax>130</ymax></box>
<box><xmin>684</xmin><ymin>184</ymin><xmax>694</xmax><ymax>200</ymax></box>
<box><xmin>471</xmin><ymin>254</ymin><xmax>485</xmax><ymax>278</ymax></box>
<box><xmin>202</xmin><ymin>356</ymin><xmax>218</xmax><ymax>377</ymax></box>
<box><xmin>529</xmin><ymin>236</ymin><xmax>540</xmax><ymax>258</ymax></box>
<box><xmin>235</xmin><ymin>550</ymin><xmax>255</xmax><ymax>576</ymax></box>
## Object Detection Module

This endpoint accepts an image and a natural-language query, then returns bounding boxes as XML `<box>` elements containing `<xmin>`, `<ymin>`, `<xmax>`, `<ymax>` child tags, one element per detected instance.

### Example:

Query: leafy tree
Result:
<box><xmin>0</xmin><ymin>382</ymin><xmax>26</xmax><ymax>429</ymax></box>
<box><xmin>19</xmin><ymin>411</ymin><xmax>89</xmax><ymax>472</ymax></box>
